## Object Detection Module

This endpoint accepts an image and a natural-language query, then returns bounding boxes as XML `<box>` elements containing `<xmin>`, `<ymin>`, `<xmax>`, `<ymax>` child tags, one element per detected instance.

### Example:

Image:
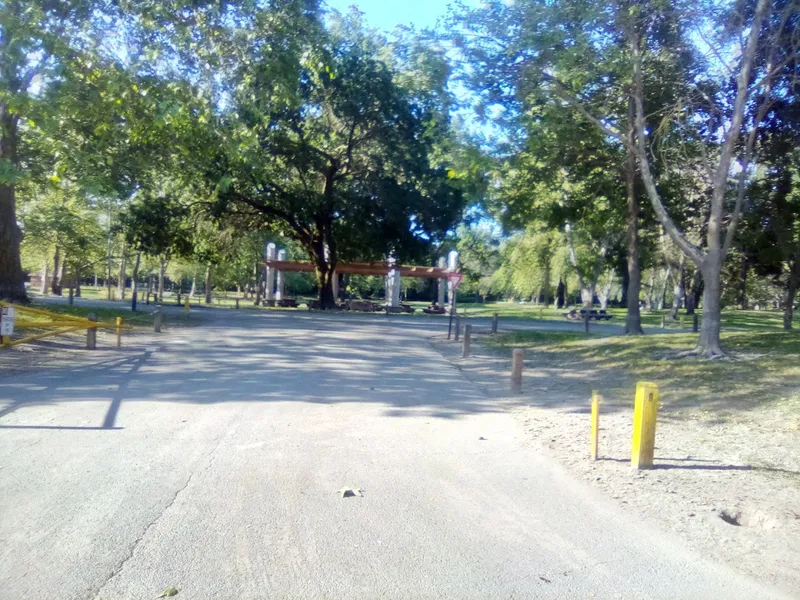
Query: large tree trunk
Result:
<box><xmin>40</xmin><ymin>259</ymin><xmax>49</xmax><ymax>295</ymax></box>
<box><xmin>131</xmin><ymin>251</ymin><xmax>142</xmax><ymax>312</ymax></box>
<box><xmin>158</xmin><ymin>257</ymin><xmax>166</xmax><ymax>301</ymax></box>
<box><xmin>204</xmin><ymin>265</ymin><xmax>212</xmax><ymax>304</ymax></box>
<box><xmin>697</xmin><ymin>252</ymin><xmax>724</xmax><ymax>357</ymax></box>
<box><xmin>738</xmin><ymin>256</ymin><xmax>748</xmax><ymax>310</ymax></box>
<box><xmin>118</xmin><ymin>244</ymin><xmax>127</xmax><ymax>301</ymax></box>
<box><xmin>51</xmin><ymin>245</ymin><xmax>62</xmax><ymax>295</ymax></box>
<box><xmin>254</xmin><ymin>261</ymin><xmax>262</xmax><ymax>306</ymax></box>
<box><xmin>580</xmin><ymin>284</ymin><xmax>595</xmax><ymax>308</ymax></box>
<box><xmin>556</xmin><ymin>278</ymin><xmax>565</xmax><ymax>309</ymax></box>
<box><xmin>624</xmin><ymin>124</ymin><xmax>643</xmax><ymax>334</ymax></box>
<box><xmin>784</xmin><ymin>255</ymin><xmax>800</xmax><ymax>330</ymax></box>
<box><xmin>685</xmin><ymin>268</ymin><xmax>702</xmax><ymax>315</ymax></box>
<box><xmin>0</xmin><ymin>101</ymin><xmax>26</xmax><ymax>302</ymax></box>
<box><xmin>670</xmin><ymin>257</ymin><xmax>686</xmax><ymax>320</ymax></box>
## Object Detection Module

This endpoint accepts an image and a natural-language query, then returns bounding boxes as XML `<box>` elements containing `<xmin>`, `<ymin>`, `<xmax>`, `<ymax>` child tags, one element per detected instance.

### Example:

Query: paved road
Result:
<box><xmin>0</xmin><ymin>311</ymin><xmax>786</xmax><ymax>599</ymax></box>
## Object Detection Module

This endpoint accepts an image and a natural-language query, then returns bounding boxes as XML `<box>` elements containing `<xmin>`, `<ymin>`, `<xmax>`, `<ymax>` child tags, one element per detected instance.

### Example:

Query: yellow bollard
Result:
<box><xmin>1</xmin><ymin>336</ymin><xmax>10</xmax><ymax>346</ymax></box>
<box><xmin>116</xmin><ymin>317</ymin><xmax>122</xmax><ymax>347</ymax></box>
<box><xmin>184</xmin><ymin>297</ymin><xmax>190</xmax><ymax>314</ymax></box>
<box><xmin>631</xmin><ymin>382</ymin><xmax>659</xmax><ymax>469</ymax></box>
<box><xmin>591</xmin><ymin>391</ymin><xmax>601</xmax><ymax>460</ymax></box>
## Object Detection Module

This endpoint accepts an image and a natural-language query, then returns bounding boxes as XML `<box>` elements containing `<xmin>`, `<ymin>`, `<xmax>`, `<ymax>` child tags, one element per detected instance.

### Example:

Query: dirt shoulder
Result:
<box><xmin>430</xmin><ymin>331</ymin><xmax>800</xmax><ymax>596</ymax></box>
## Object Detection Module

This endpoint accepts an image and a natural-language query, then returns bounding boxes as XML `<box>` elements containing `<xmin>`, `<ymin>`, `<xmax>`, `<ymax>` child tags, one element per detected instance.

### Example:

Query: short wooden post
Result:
<box><xmin>693</xmin><ymin>313</ymin><xmax>699</xmax><ymax>332</ymax></box>
<box><xmin>660</xmin><ymin>314</ymin><xmax>666</xmax><ymax>329</ymax></box>
<box><xmin>154</xmin><ymin>309</ymin><xmax>163</xmax><ymax>333</ymax></box>
<box><xmin>454</xmin><ymin>315</ymin><xmax>461</xmax><ymax>341</ymax></box>
<box><xmin>590</xmin><ymin>391</ymin><xmax>601</xmax><ymax>460</ymax></box>
<box><xmin>584</xmin><ymin>310</ymin><xmax>590</xmax><ymax>333</ymax></box>
<box><xmin>491</xmin><ymin>312</ymin><xmax>498</xmax><ymax>334</ymax></box>
<box><xmin>511</xmin><ymin>348</ymin><xmax>524</xmax><ymax>393</ymax></box>
<box><xmin>462</xmin><ymin>324</ymin><xmax>472</xmax><ymax>358</ymax></box>
<box><xmin>68</xmin><ymin>288</ymin><xmax>74</xmax><ymax>305</ymax></box>
<box><xmin>631</xmin><ymin>382</ymin><xmax>659</xmax><ymax>469</ymax></box>
<box><xmin>86</xmin><ymin>313</ymin><xmax>97</xmax><ymax>350</ymax></box>
<box><xmin>115</xmin><ymin>317</ymin><xmax>122</xmax><ymax>347</ymax></box>
<box><xmin>184</xmin><ymin>297</ymin><xmax>190</xmax><ymax>314</ymax></box>
<box><xmin>235</xmin><ymin>298</ymin><xmax>240</xmax><ymax>309</ymax></box>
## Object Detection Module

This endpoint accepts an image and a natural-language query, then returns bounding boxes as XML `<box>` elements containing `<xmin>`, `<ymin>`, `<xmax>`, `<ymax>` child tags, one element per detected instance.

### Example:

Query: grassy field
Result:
<box><xmin>482</xmin><ymin>318</ymin><xmax>800</xmax><ymax>419</ymax></box>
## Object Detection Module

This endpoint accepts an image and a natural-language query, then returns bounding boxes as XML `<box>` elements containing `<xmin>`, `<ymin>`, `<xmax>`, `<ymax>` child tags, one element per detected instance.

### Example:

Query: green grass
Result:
<box><xmin>450</xmin><ymin>301</ymin><xmax>794</xmax><ymax>331</ymax></box>
<box><xmin>483</xmin><ymin>322</ymin><xmax>800</xmax><ymax>420</ymax></box>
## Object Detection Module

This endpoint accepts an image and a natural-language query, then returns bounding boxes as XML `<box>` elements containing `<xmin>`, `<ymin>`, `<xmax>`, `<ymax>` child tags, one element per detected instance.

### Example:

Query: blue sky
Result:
<box><xmin>324</xmin><ymin>0</ymin><xmax>457</xmax><ymax>31</ymax></box>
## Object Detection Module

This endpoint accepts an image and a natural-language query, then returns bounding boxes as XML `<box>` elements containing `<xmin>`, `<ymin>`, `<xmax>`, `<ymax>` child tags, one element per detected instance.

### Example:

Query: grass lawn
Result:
<box><xmin>482</xmin><ymin>318</ymin><xmax>800</xmax><ymax>420</ymax></box>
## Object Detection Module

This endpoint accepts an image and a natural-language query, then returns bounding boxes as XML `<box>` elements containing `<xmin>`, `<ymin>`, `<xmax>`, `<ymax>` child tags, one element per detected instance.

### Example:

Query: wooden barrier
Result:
<box><xmin>87</xmin><ymin>314</ymin><xmax>97</xmax><ymax>350</ymax></box>
<box><xmin>511</xmin><ymin>349</ymin><xmax>524</xmax><ymax>394</ymax></box>
<box><xmin>631</xmin><ymin>382</ymin><xmax>659</xmax><ymax>469</ymax></box>
<box><xmin>591</xmin><ymin>391</ymin><xmax>601</xmax><ymax>460</ymax></box>
<box><xmin>462</xmin><ymin>324</ymin><xmax>472</xmax><ymax>358</ymax></box>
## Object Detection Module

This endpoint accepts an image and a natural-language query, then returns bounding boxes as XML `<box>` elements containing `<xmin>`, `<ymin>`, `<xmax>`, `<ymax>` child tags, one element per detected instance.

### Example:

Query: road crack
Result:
<box><xmin>88</xmin><ymin>430</ymin><xmax>232</xmax><ymax>600</ymax></box>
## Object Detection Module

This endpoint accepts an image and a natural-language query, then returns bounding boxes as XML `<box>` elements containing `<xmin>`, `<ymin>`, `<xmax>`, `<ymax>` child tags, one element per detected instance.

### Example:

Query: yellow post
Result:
<box><xmin>1</xmin><ymin>336</ymin><xmax>10</xmax><ymax>346</ymax></box>
<box><xmin>631</xmin><ymin>382</ymin><xmax>659</xmax><ymax>469</ymax></box>
<box><xmin>590</xmin><ymin>391</ymin><xmax>601</xmax><ymax>460</ymax></box>
<box><xmin>184</xmin><ymin>297</ymin><xmax>190</xmax><ymax>314</ymax></box>
<box><xmin>116</xmin><ymin>317</ymin><xmax>122</xmax><ymax>347</ymax></box>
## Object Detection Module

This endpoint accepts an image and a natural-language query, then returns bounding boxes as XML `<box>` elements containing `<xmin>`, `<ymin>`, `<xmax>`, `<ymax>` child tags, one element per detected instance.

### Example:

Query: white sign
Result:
<box><xmin>0</xmin><ymin>307</ymin><xmax>16</xmax><ymax>336</ymax></box>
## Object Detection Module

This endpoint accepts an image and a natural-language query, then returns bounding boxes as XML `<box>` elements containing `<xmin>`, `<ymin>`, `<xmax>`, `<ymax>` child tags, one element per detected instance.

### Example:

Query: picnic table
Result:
<box><xmin>563</xmin><ymin>308</ymin><xmax>613</xmax><ymax>321</ymax></box>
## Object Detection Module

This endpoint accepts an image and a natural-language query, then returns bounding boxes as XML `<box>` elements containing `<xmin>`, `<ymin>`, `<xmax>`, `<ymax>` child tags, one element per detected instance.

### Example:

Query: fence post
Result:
<box><xmin>693</xmin><ymin>313</ymin><xmax>699</xmax><ymax>332</ymax></box>
<box><xmin>86</xmin><ymin>313</ymin><xmax>97</xmax><ymax>350</ymax></box>
<box><xmin>116</xmin><ymin>317</ymin><xmax>122</xmax><ymax>348</ymax></box>
<box><xmin>462</xmin><ymin>324</ymin><xmax>472</xmax><ymax>358</ymax></box>
<box><xmin>454</xmin><ymin>315</ymin><xmax>461</xmax><ymax>341</ymax></box>
<box><xmin>491</xmin><ymin>312</ymin><xmax>498</xmax><ymax>334</ymax></box>
<box><xmin>584</xmin><ymin>310</ymin><xmax>590</xmax><ymax>333</ymax></box>
<box><xmin>631</xmin><ymin>382</ymin><xmax>659</xmax><ymax>469</ymax></box>
<box><xmin>154</xmin><ymin>309</ymin><xmax>163</xmax><ymax>333</ymax></box>
<box><xmin>591</xmin><ymin>391</ymin><xmax>601</xmax><ymax>460</ymax></box>
<box><xmin>511</xmin><ymin>348</ymin><xmax>524</xmax><ymax>393</ymax></box>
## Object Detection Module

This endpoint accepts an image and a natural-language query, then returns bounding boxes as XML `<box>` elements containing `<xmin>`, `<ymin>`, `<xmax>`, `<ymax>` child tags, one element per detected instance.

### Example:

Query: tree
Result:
<box><xmin>456</xmin><ymin>0</ymin><xmax>796</xmax><ymax>356</ymax></box>
<box><xmin>194</xmin><ymin>6</ymin><xmax>464</xmax><ymax>307</ymax></box>
<box><xmin>118</xmin><ymin>190</ymin><xmax>192</xmax><ymax>310</ymax></box>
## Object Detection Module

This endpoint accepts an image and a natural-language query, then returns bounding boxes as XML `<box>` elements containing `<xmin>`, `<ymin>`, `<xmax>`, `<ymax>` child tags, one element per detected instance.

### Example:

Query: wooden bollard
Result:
<box><xmin>511</xmin><ymin>348</ymin><xmax>524</xmax><ymax>393</ymax></box>
<box><xmin>454</xmin><ymin>315</ymin><xmax>461</xmax><ymax>341</ymax></box>
<box><xmin>631</xmin><ymin>382</ymin><xmax>659</xmax><ymax>469</ymax></box>
<box><xmin>692</xmin><ymin>313</ymin><xmax>699</xmax><ymax>333</ymax></box>
<box><xmin>116</xmin><ymin>317</ymin><xmax>122</xmax><ymax>347</ymax></box>
<box><xmin>154</xmin><ymin>309</ymin><xmax>163</xmax><ymax>333</ymax></box>
<box><xmin>86</xmin><ymin>313</ymin><xmax>97</xmax><ymax>350</ymax></box>
<box><xmin>591</xmin><ymin>391</ymin><xmax>601</xmax><ymax>460</ymax></box>
<box><xmin>491</xmin><ymin>312</ymin><xmax>498</xmax><ymax>334</ymax></box>
<box><xmin>184</xmin><ymin>297</ymin><xmax>190</xmax><ymax>314</ymax></box>
<box><xmin>584</xmin><ymin>311</ymin><xmax>590</xmax><ymax>333</ymax></box>
<box><xmin>462</xmin><ymin>324</ymin><xmax>472</xmax><ymax>358</ymax></box>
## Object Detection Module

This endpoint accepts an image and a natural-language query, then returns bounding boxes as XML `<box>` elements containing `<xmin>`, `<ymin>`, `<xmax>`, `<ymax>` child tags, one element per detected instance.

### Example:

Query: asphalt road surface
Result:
<box><xmin>0</xmin><ymin>310</ymin><xmax>789</xmax><ymax>599</ymax></box>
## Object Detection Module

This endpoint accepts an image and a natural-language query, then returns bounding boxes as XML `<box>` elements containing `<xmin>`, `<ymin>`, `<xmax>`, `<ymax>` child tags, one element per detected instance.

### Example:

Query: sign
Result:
<box><xmin>0</xmin><ymin>307</ymin><xmax>16</xmax><ymax>336</ymax></box>
<box><xmin>447</xmin><ymin>273</ymin><xmax>463</xmax><ymax>290</ymax></box>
